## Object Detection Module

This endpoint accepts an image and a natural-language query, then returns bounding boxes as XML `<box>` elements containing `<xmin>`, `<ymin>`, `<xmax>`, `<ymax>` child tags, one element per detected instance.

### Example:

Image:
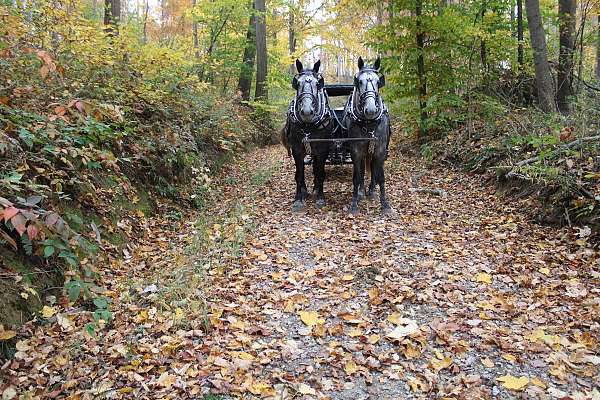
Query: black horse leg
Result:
<box><xmin>351</xmin><ymin>153</ymin><xmax>363</xmax><ymax>214</ymax></box>
<box><xmin>313</xmin><ymin>151</ymin><xmax>327</xmax><ymax>207</ymax></box>
<box><xmin>358</xmin><ymin>159</ymin><xmax>366</xmax><ymax>200</ymax></box>
<box><xmin>374</xmin><ymin>157</ymin><xmax>391</xmax><ymax>212</ymax></box>
<box><xmin>292</xmin><ymin>149</ymin><xmax>306</xmax><ymax>211</ymax></box>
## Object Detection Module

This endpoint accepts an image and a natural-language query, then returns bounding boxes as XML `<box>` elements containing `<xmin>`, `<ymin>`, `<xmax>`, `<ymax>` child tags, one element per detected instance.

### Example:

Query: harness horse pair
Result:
<box><xmin>281</xmin><ymin>56</ymin><xmax>392</xmax><ymax>215</ymax></box>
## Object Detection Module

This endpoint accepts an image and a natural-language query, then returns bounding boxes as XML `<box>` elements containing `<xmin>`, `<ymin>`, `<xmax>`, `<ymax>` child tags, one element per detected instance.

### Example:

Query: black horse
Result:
<box><xmin>344</xmin><ymin>56</ymin><xmax>392</xmax><ymax>215</ymax></box>
<box><xmin>280</xmin><ymin>59</ymin><xmax>336</xmax><ymax>211</ymax></box>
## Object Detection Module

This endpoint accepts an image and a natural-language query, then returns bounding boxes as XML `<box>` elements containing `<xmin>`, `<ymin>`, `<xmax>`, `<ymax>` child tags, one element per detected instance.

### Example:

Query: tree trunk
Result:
<box><xmin>254</xmin><ymin>0</ymin><xmax>268</xmax><ymax>101</ymax></box>
<box><xmin>525</xmin><ymin>0</ymin><xmax>556</xmax><ymax>112</ymax></box>
<box><xmin>288</xmin><ymin>0</ymin><xmax>296</xmax><ymax>75</ymax></box>
<box><xmin>556</xmin><ymin>0</ymin><xmax>576</xmax><ymax>114</ymax></box>
<box><xmin>416</xmin><ymin>0</ymin><xmax>428</xmax><ymax>135</ymax></box>
<box><xmin>238</xmin><ymin>1</ymin><xmax>256</xmax><ymax>101</ymax></box>
<box><xmin>104</xmin><ymin>0</ymin><xmax>120</xmax><ymax>28</ymax></box>
<box><xmin>142</xmin><ymin>0</ymin><xmax>149</xmax><ymax>44</ymax></box>
<box><xmin>480</xmin><ymin>8</ymin><xmax>487</xmax><ymax>73</ymax></box>
<box><xmin>596</xmin><ymin>16</ymin><xmax>600</xmax><ymax>80</ymax></box>
<box><xmin>192</xmin><ymin>0</ymin><xmax>199</xmax><ymax>58</ymax></box>
<box><xmin>517</xmin><ymin>0</ymin><xmax>524</xmax><ymax>68</ymax></box>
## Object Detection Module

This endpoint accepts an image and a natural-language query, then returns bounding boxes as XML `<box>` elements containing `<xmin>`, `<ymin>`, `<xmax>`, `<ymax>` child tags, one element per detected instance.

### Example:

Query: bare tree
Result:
<box><xmin>238</xmin><ymin>0</ymin><xmax>256</xmax><ymax>101</ymax></box>
<box><xmin>525</xmin><ymin>0</ymin><xmax>556</xmax><ymax>112</ymax></box>
<box><xmin>254</xmin><ymin>0</ymin><xmax>268</xmax><ymax>101</ymax></box>
<box><xmin>557</xmin><ymin>0</ymin><xmax>576</xmax><ymax>113</ymax></box>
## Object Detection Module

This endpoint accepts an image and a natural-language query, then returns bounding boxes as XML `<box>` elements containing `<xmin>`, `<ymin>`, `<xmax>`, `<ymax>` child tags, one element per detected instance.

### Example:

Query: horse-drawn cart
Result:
<box><xmin>302</xmin><ymin>84</ymin><xmax>378</xmax><ymax>165</ymax></box>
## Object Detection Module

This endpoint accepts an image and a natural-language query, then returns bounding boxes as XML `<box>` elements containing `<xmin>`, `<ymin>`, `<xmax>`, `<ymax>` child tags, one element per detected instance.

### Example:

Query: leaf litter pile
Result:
<box><xmin>1</xmin><ymin>145</ymin><xmax>599</xmax><ymax>399</ymax></box>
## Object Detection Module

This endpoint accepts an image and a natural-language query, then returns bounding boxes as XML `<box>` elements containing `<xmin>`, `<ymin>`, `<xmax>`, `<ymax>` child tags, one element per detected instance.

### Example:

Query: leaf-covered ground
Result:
<box><xmin>1</xmin><ymin>145</ymin><xmax>598</xmax><ymax>399</ymax></box>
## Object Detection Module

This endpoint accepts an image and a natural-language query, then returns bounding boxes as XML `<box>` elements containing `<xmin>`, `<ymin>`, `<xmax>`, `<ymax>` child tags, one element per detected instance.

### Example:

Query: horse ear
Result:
<box><xmin>292</xmin><ymin>75</ymin><xmax>299</xmax><ymax>90</ymax></box>
<box><xmin>318</xmin><ymin>74</ymin><xmax>324</xmax><ymax>89</ymax></box>
<box><xmin>295</xmin><ymin>59</ymin><xmax>303</xmax><ymax>73</ymax></box>
<box><xmin>373</xmin><ymin>56</ymin><xmax>381</xmax><ymax>71</ymax></box>
<box><xmin>357</xmin><ymin>56</ymin><xmax>364</xmax><ymax>70</ymax></box>
<box><xmin>313</xmin><ymin>59</ymin><xmax>321</xmax><ymax>73</ymax></box>
<box><xmin>378</xmin><ymin>74</ymin><xmax>385</xmax><ymax>88</ymax></box>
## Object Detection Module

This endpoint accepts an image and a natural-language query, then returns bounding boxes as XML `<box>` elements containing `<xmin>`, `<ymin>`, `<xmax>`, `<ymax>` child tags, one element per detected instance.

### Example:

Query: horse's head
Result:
<box><xmin>354</xmin><ymin>56</ymin><xmax>385</xmax><ymax>120</ymax></box>
<box><xmin>292</xmin><ymin>59</ymin><xmax>324</xmax><ymax>124</ymax></box>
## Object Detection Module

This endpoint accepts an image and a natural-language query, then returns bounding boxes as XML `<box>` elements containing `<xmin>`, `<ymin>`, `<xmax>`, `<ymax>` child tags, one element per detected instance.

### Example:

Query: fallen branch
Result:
<box><xmin>573</xmin><ymin>74</ymin><xmax>600</xmax><ymax>92</ymax></box>
<box><xmin>514</xmin><ymin>135</ymin><xmax>600</xmax><ymax>167</ymax></box>
<box><xmin>409</xmin><ymin>187</ymin><xmax>448</xmax><ymax>197</ymax></box>
<box><xmin>409</xmin><ymin>173</ymin><xmax>447</xmax><ymax>197</ymax></box>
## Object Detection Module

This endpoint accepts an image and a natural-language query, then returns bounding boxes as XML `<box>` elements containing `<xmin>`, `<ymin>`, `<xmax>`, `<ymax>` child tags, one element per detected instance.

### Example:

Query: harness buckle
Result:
<box><xmin>303</xmin><ymin>134</ymin><xmax>311</xmax><ymax>155</ymax></box>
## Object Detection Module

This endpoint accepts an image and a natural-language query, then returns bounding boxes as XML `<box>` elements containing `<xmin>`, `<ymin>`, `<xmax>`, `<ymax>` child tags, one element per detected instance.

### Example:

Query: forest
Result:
<box><xmin>0</xmin><ymin>0</ymin><xmax>599</xmax><ymax>398</ymax></box>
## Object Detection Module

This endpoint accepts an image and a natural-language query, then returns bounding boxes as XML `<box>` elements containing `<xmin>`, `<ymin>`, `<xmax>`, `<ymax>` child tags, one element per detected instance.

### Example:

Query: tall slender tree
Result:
<box><xmin>517</xmin><ymin>0</ymin><xmax>524</xmax><ymax>68</ymax></box>
<box><xmin>596</xmin><ymin>16</ymin><xmax>600</xmax><ymax>80</ymax></box>
<box><xmin>556</xmin><ymin>0</ymin><xmax>576</xmax><ymax>114</ymax></box>
<box><xmin>416</xmin><ymin>0</ymin><xmax>428</xmax><ymax>134</ymax></box>
<box><xmin>254</xmin><ymin>0</ymin><xmax>268</xmax><ymax>101</ymax></box>
<box><xmin>525</xmin><ymin>0</ymin><xmax>556</xmax><ymax>112</ymax></box>
<box><xmin>238</xmin><ymin>0</ymin><xmax>257</xmax><ymax>101</ymax></box>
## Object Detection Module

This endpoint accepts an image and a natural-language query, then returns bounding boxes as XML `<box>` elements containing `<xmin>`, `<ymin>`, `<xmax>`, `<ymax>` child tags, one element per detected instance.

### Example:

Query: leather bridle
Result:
<box><xmin>350</xmin><ymin>68</ymin><xmax>385</xmax><ymax>123</ymax></box>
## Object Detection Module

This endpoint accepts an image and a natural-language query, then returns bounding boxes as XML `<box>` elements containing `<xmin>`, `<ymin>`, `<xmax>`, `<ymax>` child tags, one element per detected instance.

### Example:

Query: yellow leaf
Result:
<box><xmin>156</xmin><ymin>372</ymin><xmax>176</xmax><ymax>388</ymax></box>
<box><xmin>496</xmin><ymin>375</ymin><xmax>529</xmax><ymax>390</ymax></box>
<box><xmin>237</xmin><ymin>351</ymin><xmax>254</xmax><ymax>361</ymax></box>
<box><xmin>430</xmin><ymin>356</ymin><xmax>453</xmax><ymax>371</ymax></box>
<box><xmin>344</xmin><ymin>360</ymin><xmax>358</xmax><ymax>375</ymax></box>
<box><xmin>342</xmin><ymin>274</ymin><xmax>354</xmax><ymax>281</ymax></box>
<box><xmin>41</xmin><ymin>306</ymin><xmax>56</xmax><ymax>318</ymax></box>
<box><xmin>539</xmin><ymin>267</ymin><xmax>550</xmax><ymax>275</ymax></box>
<box><xmin>249</xmin><ymin>381</ymin><xmax>273</xmax><ymax>395</ymax></box>
<box><xmin>387</xmin><ymin>312</ymin><xmax>403</xmax><ymax>324</ymax></box>
<box><xmin>481</xmin><ymin>357</ymin><xmax>494</xmax><ymax>368</ymax></box>
<box><xmin>298</xmin><ymin>311</ymin><xmax>320</xmax><ymax>326</ymax></box>
<box><xmin>368</xmin><ymin>334</ymin><xmax>380</xmax><ymax>344</ymax></box>
<box><xmin>502</xmin><ymin>354</ymin><xmax>517</xmax><ymax>362</ymax></box>
<box><xmin>526</xmin><ymin>328</ymin><xmax>545</xmax><ymax>342</ymax></box>
<box><xmin>174</xmin><ymin>308</ymin><xmax>184</xmax><ymax>320</ymax></box>
<box><xmin>0</xmin><ymin>329</ymin><xmax>16</xmax><ymax>341</ymax></box>
<box><xmin>475</xmin><ymin>272</ymin><xmax>492</xmax><ymax>284</ymax></box>
<box><xmin>298</xmin><ymin>383</ymin><xmax>316</xmax><ymax>395</ymax></box>
<box><xmin>530</xmin><ymin>377</ymin><xmax>546</xmax><ymax>388</ymax></box>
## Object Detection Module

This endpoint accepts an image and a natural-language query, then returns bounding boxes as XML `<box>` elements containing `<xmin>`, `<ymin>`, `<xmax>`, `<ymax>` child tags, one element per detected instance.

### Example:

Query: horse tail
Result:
<box><xmin>279</xmin><ymin>122</ymin><xmax>291</xmax><ymax>157</ymax></box>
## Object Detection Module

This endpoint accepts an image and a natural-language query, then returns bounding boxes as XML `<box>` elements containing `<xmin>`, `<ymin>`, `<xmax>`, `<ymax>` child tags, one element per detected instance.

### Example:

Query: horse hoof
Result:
<box><xmin>367</xmin><ymin>191</ymin><xmax>376</xmax><ymax>200</ymax></box>
<box><xmin>292</xmin><ymin>201</ymin><xmax>305</xmax><ymax>212</ymax></box>
<box><xmin>350</xmin><ymin>206</ymin><xmax>359</xmax><ymax>215</ymax></box>
<box><xmin>316</xmin><ymin>199</ymin><xmax>326</xmax><ymax>208</ymax></box>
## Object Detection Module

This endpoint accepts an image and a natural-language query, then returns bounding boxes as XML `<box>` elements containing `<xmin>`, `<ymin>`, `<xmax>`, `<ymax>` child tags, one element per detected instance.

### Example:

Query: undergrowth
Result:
<box><xmin>417</xmin><ymin>92</ymin><xmax>600</xmax><ymax>230</ymax></box>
